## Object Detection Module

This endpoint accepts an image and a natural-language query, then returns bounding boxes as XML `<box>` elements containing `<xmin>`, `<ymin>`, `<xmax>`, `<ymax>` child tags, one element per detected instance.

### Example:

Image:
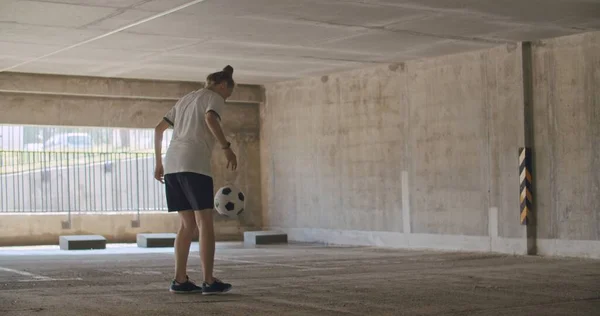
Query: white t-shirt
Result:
<box><xmin>162</xmin><ymin>88</ymin><xmax>225</xmax><ymax>178</ymax></box>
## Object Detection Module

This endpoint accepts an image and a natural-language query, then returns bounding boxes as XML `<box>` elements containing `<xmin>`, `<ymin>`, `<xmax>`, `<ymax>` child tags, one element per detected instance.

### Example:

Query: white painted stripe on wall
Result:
<box><xmin>274</xmin><ymin>227</ymin><xmax>600</xmax><ymax>259</ymax></box>
<box><xmin>537</xmin><ymin>239</ymin><xmax>600</xmax><ymax>259</ymax></box>
<box><xmin>401</xmin><ymin>171</ymin><xmax>411</xmax><ymax>235</ymax></box>
<box><xmin>488</xmin><ymin>207</ymin><xmax>498</xmax><ymax>238</ymax></box>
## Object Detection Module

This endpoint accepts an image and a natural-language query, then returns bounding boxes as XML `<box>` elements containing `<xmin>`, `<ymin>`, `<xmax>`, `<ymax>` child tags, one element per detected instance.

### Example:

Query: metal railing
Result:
<box><xmin>0</xmin><ymin>150</ymin><xmax>167</xmax><ymax>213</ymax></box>
<box><xmin>0</xmin><ymin>124</ymin><xmax>172</xmax><ymax>213</ymax></box>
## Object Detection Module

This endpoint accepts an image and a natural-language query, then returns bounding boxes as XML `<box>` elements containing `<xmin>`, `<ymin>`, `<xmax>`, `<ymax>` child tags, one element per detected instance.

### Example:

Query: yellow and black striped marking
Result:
<box><xmin>519</xmin><ymin>147</ymin><xmax>532</xmax><ymax>225</ymax></box>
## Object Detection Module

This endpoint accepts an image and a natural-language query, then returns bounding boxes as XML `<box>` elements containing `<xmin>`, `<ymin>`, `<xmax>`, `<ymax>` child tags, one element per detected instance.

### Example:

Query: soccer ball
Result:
<box><xmin>214</xmin><ymin>184</ymin><xmax>246</xmax><ymax>218</ymax></box>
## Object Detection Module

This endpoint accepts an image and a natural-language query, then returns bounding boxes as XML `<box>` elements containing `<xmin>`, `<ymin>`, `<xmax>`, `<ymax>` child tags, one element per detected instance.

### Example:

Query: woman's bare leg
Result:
<box><xmin>194</xmin><ymin>209</ymin><xmax>215</xmax><ymax>284</ymax></box>
<box><xmin>174</xmin><ymin>210</ymin><xmax>197</xmax><ymax>283</ymax></box>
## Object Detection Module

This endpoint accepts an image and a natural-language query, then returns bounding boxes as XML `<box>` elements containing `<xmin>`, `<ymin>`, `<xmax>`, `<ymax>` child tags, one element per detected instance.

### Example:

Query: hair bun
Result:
<box><xmin>223</xmin><ymin>65</ymin><xmax>234</xmax><ymax>76</ymax></box>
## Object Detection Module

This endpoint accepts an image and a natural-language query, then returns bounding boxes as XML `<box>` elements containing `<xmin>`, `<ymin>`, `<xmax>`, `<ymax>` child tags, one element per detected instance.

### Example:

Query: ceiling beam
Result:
<box><xmin>0</xmin><ymin>92</ymin><xmax>259</xmax><ymax>131</ymax></box>
<box><xmin>0</xmin><ymin>72</ymin><xmax>263</xmax><ymax>104</ymax></box>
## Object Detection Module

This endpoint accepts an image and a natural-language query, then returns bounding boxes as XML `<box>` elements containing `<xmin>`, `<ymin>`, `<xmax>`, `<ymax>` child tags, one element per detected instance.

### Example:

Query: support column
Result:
<box><xmin>520</xmin><ymin>42</ymin><xmax>537</xmax><ymax>255</ymax></box>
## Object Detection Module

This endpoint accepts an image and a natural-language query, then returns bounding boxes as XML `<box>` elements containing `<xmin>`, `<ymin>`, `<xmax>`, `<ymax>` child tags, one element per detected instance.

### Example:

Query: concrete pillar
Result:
<box><xmin>520</xmin><ymin>42</ymin><xmax>536</xmax><ymax>255</ymax></box>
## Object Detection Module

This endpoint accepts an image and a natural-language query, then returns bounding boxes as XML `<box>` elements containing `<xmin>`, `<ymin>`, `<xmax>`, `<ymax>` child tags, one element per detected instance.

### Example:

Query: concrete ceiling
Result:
<box><xmin>0</xmin><ymin>0</ymin><xmax>599</xmax><ymax>84</ymax></box>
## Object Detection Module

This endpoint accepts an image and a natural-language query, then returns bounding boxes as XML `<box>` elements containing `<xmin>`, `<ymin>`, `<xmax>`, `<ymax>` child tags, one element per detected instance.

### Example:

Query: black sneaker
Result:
<box><xmin>169</xmin><ymin>276</ymin><xmax>203</xmax><ymax>294</ymax></box>
<box><xmin>201</xmin><ymin>278</ymin><xmax>232</xmax><ymax>295</ymax></box>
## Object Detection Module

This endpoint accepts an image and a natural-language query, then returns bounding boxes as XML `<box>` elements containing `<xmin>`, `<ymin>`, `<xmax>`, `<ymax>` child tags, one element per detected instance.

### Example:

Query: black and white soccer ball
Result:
<box><xmin>214</xmin><ymin>184</ymin><xmax>246</xmax><ymax>218</ymax></box>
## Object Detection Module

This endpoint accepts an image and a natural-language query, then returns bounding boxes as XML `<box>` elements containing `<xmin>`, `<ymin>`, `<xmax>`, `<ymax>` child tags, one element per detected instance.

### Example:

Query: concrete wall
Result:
<box><xmin>261</xmin><ymin>31</ymin><xmax>600</xmax><ymax>259</ymax></box>
<box><xmin>532</xmin><ymin>32</ymin><xmax>600</xmax><ymax>256</ymax></box>
<box><xmin>0</xmin><ymin>212</ymin><xmax>244</xmax><ymax>247</ymax></box>
<box><xmin>0</xmin><ymin>74</ymin><xmax>264</xmax><ymax>244</ymax></box>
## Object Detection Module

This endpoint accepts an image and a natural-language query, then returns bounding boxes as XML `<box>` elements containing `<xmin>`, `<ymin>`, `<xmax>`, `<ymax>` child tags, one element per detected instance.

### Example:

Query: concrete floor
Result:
<box><xmin>0</xmin><ymin>242</ymin><xmax>598</xmax><ymax>316</ymax></box>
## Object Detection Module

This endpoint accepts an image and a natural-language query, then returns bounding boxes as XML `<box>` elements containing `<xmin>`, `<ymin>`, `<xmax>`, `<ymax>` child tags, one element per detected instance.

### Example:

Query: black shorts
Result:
<box><xmin>164</xmin><ymin>172</ymin><xmax>214</xmax><ymax>212</ymax></box>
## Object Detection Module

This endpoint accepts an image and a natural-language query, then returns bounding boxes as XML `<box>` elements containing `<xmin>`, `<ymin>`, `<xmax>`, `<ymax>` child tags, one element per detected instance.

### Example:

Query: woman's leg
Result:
<box><xmin>194</xmin><ymin>209</ymin><xmax>215</xmax><ymax>284</ymax></box>
<box><xmin>195</xmin><ymin>209</ymin><xmax>232</xmax><ymax>294</ymax></box>
<box><xmin>165</xmin><ymin>173</ymin><xmax>202</xmax><ymax>293</ymax></box>
<box><xmin>172</xmin><ymin>172</ymin><xmax>230</xmax><ymax>294</ymax></box>
<box><xmin>174</xmin><ymin>210</ymin><xmax>197</xmax><ymax>283</ymax></box>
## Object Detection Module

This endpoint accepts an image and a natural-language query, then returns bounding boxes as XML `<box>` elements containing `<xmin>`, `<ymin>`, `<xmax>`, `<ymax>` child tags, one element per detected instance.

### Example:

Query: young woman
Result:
<box><xmin>154</xmin><ymin>65</ymin><xmax>237</xmax><ymax>294</ymax></box>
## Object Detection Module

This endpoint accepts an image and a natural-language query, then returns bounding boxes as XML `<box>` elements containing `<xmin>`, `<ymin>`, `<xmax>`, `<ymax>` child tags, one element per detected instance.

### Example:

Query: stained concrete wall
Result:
<box><xmin>261</xmin><ymin>31</ymin><xmax>600</xmax><ymax>259</ymax></box>
<box><xmin>532</xmin><ymin>32</ymin><xmax>600</xmax><ymax>246</ymax></box>
<box><xmin>0</xmin><ymin>74</ymin><xmax>263</xmax><ymax>244</ymax></box>
<box><xmin>0</xmin><ymin>213</ymin><xmax>244</xmax><ymax>247</ymax></box>
<box><xmin>261</xmin><ymin>44</ymin><xmax>525</xmax><ymax>250</ymax></box>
